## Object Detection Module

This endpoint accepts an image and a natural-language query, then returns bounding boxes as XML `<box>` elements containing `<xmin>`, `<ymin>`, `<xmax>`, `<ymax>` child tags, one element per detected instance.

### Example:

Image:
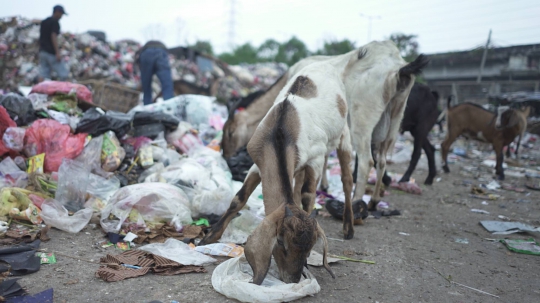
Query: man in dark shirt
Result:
<box><xmin>135</xmin><ymin>41</ymin><xmax>174</xmax><ymax>105</ymax></box>
<box><xmin>39</xmin><ymin>5</ymin><xmax>69</xmax><ymax>81</ymax></box>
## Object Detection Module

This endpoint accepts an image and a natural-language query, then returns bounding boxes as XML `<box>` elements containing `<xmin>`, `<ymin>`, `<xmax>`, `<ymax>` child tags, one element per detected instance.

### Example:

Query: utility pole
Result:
<box><xmin>228</xmin><ymin>0</ymin><xmax>237</xmax><ymax>52</ymax></box>
<box><xmin>477</xmin><ymin>29</ymin><xmax>492</xmax><ymax>83</ymax></box>
<box><xmin>359</xmin><ymin>13</ymin><xmax>381</xmax><ymax>43</ymax></box>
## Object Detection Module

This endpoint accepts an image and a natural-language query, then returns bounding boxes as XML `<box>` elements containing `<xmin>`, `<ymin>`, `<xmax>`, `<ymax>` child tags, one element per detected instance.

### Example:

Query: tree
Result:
<box><xmin>191</xmin><ymin>40</ymin><xmax>214</xmax><ymax>56</ymax></box>
<box><xmin>315</xmin><ymin>39</ymin><xmax>356</xmax><ymax>56</ymax></box>
<box><xmin>275</xmin><ymin>36</ymin><xmax>309</xmax><ymax>66</ymax></box>
<box><xmin>218</xmin><ymin>42</ymin><xmax>258</xmax><ymax>65</ymax></box>
<box><xmin>388</xmin><ymin>33</ymin><xmax>419</xmax><ymax>62</ymax></box>
<box><xmin>257</xmin><ymin>39</ymin><xmax>281</xmax><ymax>62</ymax></box>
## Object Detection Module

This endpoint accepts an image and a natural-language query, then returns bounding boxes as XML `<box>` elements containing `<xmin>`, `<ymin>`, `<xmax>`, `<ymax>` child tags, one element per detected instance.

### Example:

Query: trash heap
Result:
<box><xmin>0</xmin><ymin>16</ymin><xmax>286</xmax><ymax>101</ymax></box>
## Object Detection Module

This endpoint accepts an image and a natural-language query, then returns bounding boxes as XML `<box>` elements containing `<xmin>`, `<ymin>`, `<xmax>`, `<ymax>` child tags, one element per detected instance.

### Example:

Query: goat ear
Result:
<box><xmin>316</xmin><ymin>222</ymin><xmax>336</xmax><ymax>279</ymax></box>
<box><xmin>244</xmin><ymin>210</ymin><xmax>280</xmax><ymax>285</ymax></box>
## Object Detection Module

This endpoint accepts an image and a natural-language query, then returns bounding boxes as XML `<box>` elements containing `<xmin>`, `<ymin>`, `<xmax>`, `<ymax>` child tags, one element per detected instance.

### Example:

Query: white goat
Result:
<box><xmin>200</xmin><ymin>61</ymin><xmax>353</xmax><ymax>284</ymax></box>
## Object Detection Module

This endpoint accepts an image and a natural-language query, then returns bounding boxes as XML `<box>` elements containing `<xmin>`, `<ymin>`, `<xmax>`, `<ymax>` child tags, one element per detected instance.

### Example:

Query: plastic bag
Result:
<box><xmin>101</xmin><ymin>131</ymin><xmax>126</xmax><ymax>172</ymax></box>
<box><xmin>0</xmin><ymin>93</ymin><xmax>36</xmax><ymax>126</ymax></box>
<box><xmin>23</xmin><ymin>119</ymin><xmax>87</xmax><ymax>172</ymax></box>
<box><xmin>185</xmin><ymin>96</ymin><xmax>212</xmax><ymax>128</ymax></box>
<box><xmin>27</xmin><ymin>93</ymin><xmax>49</xmax><ymax>111</ymax></box>
<box><xmin>0</xmin><ymin>157</ymin><xmax>28</xmax><ymax>188</ymax></box>
<box><xmin>0</xmin><ymin>106</ymin><xmax>16</xmax><ymax>157</ymax></box>
<box><xmin>100</xmin><ymin>183</ymin><xmax>192</xmax><ymax>233</ymax></box>
<box><xmin>75</xmin><ymin>135</ymin><xmax>109</xmax><ymax>177</ymax></box>
<box><xmin>220</xmin><ymin>211</ymin><xmax>263</xmax><ymax>244</ymax></box>
<box><xmin>86</xmin><ymin>174</ymin><xmax>120</xmax><ymax>201</ymax></box>
<box><xmin>139</xmin><ymin>238</ymin><xmax>216</xmax><ymax>266</ymax></box>
<box><xmin>212</xmin><ymin>255</ymin><xmax>320</xmax><ymax>303</ymax></box>
<box><xmin>55</xmin><ymin>159</ymin><xmax>90</xmax><ymax>212</ymax></box>
<box><xmin>133</xmin><ymin>111</ymin><xmax>180</xmax><ymax>130</ymax></box>
<box><xmin>40</xmin><ymin>198</ymin><xmax>93</xmax><ymax>233</ymax></box>
<box><xmin>2</xmin><ymin>127</ymin><xmax>25</xmax><ymax>152</ymax></box>
<box><xmin>30</xmin><ymin>81</ymin><xmax>93</xmax><ymax>103</ymax></box>
<box><xmin>75</xmin><ymin>108</ymin><xmax>132</xmax><ymax>138</ymax></box>
<box><xmin>226</xmin><ymin>146</ymin><xmax>254</xmax><ymax>182</ymax></box>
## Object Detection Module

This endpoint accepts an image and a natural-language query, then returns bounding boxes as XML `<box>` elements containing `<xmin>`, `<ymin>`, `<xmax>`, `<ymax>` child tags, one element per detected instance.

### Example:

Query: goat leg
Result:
<box><xmin>318</xmin><ymin>154</ymin><xmax>329</xmax><ymax>192</ymax></box>
<box><xmin>494</xmin><ymin>143</ymin><xmax>505</xmax><ymax>180</ymax></box>
<box><xmin>422</xmin><ymin>139</ymin><xmax>437</xmax><ymax>185</ymax></box>
<box><xmin>300</xmin><ymin>166</ymin><xmax>318</xmax><ymax>214</ymax></box>
<box><xmin>199</xmin><ymin>166</ymin><xmax>262</xmax><ymax>245</ymax></box>
<box><xmin>337</xmin><ymin>130</ymin><xmax>355</xmax><ymax>239</ymax></box>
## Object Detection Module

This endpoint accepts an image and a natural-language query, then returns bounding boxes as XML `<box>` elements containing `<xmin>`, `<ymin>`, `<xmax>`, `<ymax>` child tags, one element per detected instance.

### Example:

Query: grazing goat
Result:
<box><xmin>496</xmin><ymin>105</ymin><xmax>531</xmax><ymax>159</ymax></box>
<box><xmin>201</xmin><ymin>62</ymin><xmax>352</xmax><ymax>284</ymax></box>
<box><xmin>441</xmin><ymin>100</ymin><xmax>526</xmax><ymax>180</ymax></box>
<box><xmin>396</xmin><ymin>84</ymin><xmax>440</xmax><ymax>185</ymax></box>
<box><xmin>222</xmin><ymin>42</ymin><xmax>428</xmax><ymax>213</ymax></box>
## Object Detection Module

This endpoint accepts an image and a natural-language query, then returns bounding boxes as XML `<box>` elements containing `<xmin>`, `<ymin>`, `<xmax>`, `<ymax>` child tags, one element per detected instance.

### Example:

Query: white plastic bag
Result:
<box><xmin>139</xmin><ymin>238</ymin><xmax>216</xmax><ymax>266</ymax></box>
<box><xmin>212</xmin><ymin>255</ymin><xmax>320</xmax><ymax>303</ymax></box>
<box><xmin>220</xmin><ymin>210</ymin><xmax>263</xmax><ymax>244</ymax></box>
<box><xmin>86</xmin><ymin>174</ymin><xmax>120</xmax><ymax>201</ymax></box>
<box><xmin>100</xmin><ymin>183</ymin><xmax>192</xmax><ymax>233</ymax></box>
<box><xmin>40</xmin><ymin>199</ymin><xmax>93</xmax><ymax>233</ymax></box>
<box><xmin>185</xmin><ymin>95</ymin><xmax>213</xmax><ymax>128</ymax></box>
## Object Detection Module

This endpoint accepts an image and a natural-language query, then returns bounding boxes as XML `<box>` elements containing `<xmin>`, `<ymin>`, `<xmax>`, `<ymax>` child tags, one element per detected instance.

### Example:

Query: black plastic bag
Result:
<box><xmin>226</xmin><ymin>146</ymin><xmax>254</xmax><ymax>181</ymax></box>
<box><xmin>133</xmin><ymin>123</ymin><xmax>165</xmax><ymax>139</ymax></box>
<box><xmin>75</xmin><ymin>108</ymin><xmax>132</xmax><ymax>138</ymax></box>
<box><xmin>325</xmin><ymin>199</ymin><xmax>369</xmax><ymax>225</ymax></box>
<box><xmin>132</xmin><ymin>111</ymin><xmax>179</xmax><ymax>130</ymax></box>
<box><xmin>0</xmin><ymin>93</ymin><xmax>36</xmax><ymax>126</ymax></box>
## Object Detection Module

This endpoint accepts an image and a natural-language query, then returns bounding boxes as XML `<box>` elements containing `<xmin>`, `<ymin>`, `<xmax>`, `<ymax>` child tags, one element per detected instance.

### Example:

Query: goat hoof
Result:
<box><xmin>319</xmin><ymin>186</ymin><xmax>329</xmax><ymax>193</ymax></box>
<box><xmin>367</xmin><ymin>200</ymin><xmax>378</xmax><ymax>211</ymax></box>
<box><xmin>498</xmin><ymin>175</ymin><xmax>505</xmax><ymax>181</ymax></box>
<box><xmin>443</xmin><ymin>165</ymin><xmax>450</xmax><ymax>173</ymax></box>
<box><xmin>343</xmin><ymin>229</ymin><xmax>354</xmax><ymax>240</ymax></box>
<box><xmin>424</xmin><ymin>178</ymin><xmax>434</xmax><ymax>185</ymax></box>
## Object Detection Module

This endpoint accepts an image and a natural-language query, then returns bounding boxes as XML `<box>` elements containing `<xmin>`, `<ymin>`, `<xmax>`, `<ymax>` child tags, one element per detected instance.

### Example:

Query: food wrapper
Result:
<box><xmin>9</xmin><ymin>204</ymin><xmax>42</xmax><ymax>224</ymax></box>
<box><xmin>101</xmin><ymin>131</ymin><xmax>125</xmax><ymax>172</ymax></box>
<box><xmin>38</xmin><ymin>252</ymin><xmax>57</xmax><ymax>264</ymax></box>
<box><xmin>194</xmin><ymin>243</ymin><xmax>244</xmax><ymax>258</ymax></box>
<box><xmin>27</xmin><ymin>153</ymin><xmax>45</xmax><ymax>174</ymax></box>
<box><xmin>138</xmin><ymin>145</ymin><xmax>154</xmax><ymax>168</ymax></box>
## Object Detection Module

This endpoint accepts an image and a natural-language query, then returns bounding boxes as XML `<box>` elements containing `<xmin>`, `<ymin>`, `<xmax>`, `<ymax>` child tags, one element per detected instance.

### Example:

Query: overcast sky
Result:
<box><xmin>4</xmin><ymin>0</ymin><xmax>539</xmax><ymax>55</ymax></box>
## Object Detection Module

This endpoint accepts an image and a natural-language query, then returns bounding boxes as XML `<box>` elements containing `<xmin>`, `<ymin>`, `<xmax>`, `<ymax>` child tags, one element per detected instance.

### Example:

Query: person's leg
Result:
<box><xmin>155</xmin><ymin>49</ymin><xmax>174</xmax><ymax>100</ymax></box>
<box><xmin>52</xmin><ymin>59</ymin><xmax>69</xmax><ymax>81</ymax></box>
<box><xmin>139</xmin><ymin>49</ymin><xmax>155</xmax><ymax>105</ymax></box>
<box><xmin>39</xmin><ymin>51</ymin><xmax>52</xmax><ymax>81</ymax></box>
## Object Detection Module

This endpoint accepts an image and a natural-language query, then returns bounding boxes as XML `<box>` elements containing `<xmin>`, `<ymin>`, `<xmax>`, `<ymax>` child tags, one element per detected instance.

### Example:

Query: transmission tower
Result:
<box><xmin>227</xmin><ymin>0</ymin><xmax>237</xmax><ymax>51</ymax></box>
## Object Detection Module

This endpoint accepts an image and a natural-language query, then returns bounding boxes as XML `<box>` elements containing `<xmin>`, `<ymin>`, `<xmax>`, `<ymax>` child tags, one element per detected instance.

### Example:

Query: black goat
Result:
<box><xmin>355</xmin><ymin>83</ymin><xmax>440</xmax><ymax>186</ymax></box>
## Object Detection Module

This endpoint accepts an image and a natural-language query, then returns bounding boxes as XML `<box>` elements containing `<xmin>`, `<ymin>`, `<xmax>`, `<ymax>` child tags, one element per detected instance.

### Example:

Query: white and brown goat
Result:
<box><xmin>200</xmin><ymin>62</ymin><xmax>353</xmax><ymax>284</ymax></box>
<box><xmin>441</xmin><ymin>100</ymin><xmax>529</xmax><ymax>180</ymax></box>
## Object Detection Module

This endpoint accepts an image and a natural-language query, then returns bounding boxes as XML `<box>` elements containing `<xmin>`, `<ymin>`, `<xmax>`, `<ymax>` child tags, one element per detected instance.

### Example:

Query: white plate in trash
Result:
<box><xmin>212</xmin><ymin>255</ymin><xmax>320</xmax><ymax>303</ymax></box>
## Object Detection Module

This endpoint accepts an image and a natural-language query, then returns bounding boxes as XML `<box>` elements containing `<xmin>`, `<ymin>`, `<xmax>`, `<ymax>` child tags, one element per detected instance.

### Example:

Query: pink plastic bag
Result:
<box><xmin>0</xmin><ymin>106</ymin><xmax>16</xmax><ymax>156</ymax></box>
<box><xmin>23</xmin><ymin>119</ymin><xmax>87</xmax><ymax>172</ymax></box>
<box><xmin>30</xmin><ymin>81</ymin><xmax>93</xmax><ymax>103</ymax></box>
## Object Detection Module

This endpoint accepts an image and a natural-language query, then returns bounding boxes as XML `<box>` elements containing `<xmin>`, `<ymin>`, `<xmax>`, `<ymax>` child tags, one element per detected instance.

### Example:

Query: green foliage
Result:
<box><xmin>275</xmin><ymin>36</ymin><xmax>309</xmax><ymax>66</ymax></box>
<box><xmin>218</xmin><ymin>43</ymin><xmax>259</xmax><ymax>65</ymax></box>
<box><xmin>257</xmin><ymin>39</ymin><xmax>281</xmax><ymax>62</ymax></box>
<box><xmin>388</xmin><ymin>33</ymin><xmax>419</xmax><ymax>62</ymax></box>
<box><xmin>314</xmin><ymin>39</ymin><xmax>356</xmax><ymax>56</ymax></box>
<box><xmin>191</xmin><ymin>40</ymin><xmax>214</xmax><ymax>56</ymax></box>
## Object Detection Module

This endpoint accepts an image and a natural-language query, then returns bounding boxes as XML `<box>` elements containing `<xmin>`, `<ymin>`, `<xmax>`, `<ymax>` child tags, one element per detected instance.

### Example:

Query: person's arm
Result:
<box><xmin>51</xmin><ymin>32</ymin><xmax>60</xmax><ymax>61</ymax></box>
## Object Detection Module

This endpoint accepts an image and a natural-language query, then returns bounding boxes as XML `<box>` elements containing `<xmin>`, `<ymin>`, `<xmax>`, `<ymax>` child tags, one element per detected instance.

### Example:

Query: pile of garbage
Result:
<box><xmin>0</xmin><ymin>16</ymin><xmax>286</xmax><ymax>101</ymax></box>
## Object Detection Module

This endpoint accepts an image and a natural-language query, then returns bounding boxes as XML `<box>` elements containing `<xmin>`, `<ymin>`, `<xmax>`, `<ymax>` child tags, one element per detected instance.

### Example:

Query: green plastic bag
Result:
<box><xmin>501</xmin><ymin>238</ymin><xmax>540</xmax><ymax>256</ymax></box>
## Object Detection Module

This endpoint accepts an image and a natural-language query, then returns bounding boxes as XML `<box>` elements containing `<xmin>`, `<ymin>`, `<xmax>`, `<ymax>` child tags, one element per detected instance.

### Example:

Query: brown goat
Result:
<box><xmin>497</xmin><ymin>105</ymin><xmax>531</xmax><ymax>159</ymax></box>
<box><xmin>441</xmin><ymin>100</ymin><xmax>525</xmax><ymax>180</ymax></box>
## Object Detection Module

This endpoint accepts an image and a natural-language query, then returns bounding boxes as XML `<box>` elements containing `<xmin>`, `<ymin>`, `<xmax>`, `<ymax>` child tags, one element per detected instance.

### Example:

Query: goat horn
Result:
<box><xmin>285</xmin><ymin>205</ymin><xmax>293</xmax><ymax>218</ymax></box>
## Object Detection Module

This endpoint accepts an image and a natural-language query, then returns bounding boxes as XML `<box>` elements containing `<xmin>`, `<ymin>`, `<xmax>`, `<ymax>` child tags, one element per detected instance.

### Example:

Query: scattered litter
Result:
<box><xmin>434</xmin><ymin>266</ymin><xmax>499</xmax><ymax>298</ymax></box>
<box><xmin>306</xmin><ymin>251</ymin><xmax>342</xmax><ymax>266</ymax></box>
<box><xmin>481</xmin><ymin>201</ymin><xmax>489</xmax><ymax>205</ymax></box>
<box><xmin>501</xmin><ymin>238</ymin><xmax>540</xmax><ymax>256</ymax></box>
<box><xmin>37</xmin><ymin>252</ymin><xmax>56</xmax><ymax>264</ymax></box>
<box><xmin>470</xmin><ymin>209</ymin><xmax>490</xmax><ymax>214</ymax></box>
<box><xmin>481</xmin><ymin>160</ymin><xmax>507</xmax><ymax>169</ymax></box>
<box><xmin>212</xmin><ymin>255</ymin><xmax>320</xmax><ymax>303</ymax></box>
<box><xmin>399</xmin><ymin>232</ymin><xmax>410</xmax><ymax>236</ymax></box>
<box><xmin>480</xmin><ymin>221</ymin><xmax>540</xmax><ymax>235</ymax></box>
<box><xmin>123</xmin><ymin>232</ymin><xmax>138</xmax><ymax>243</ymax></box>
<box><xmin>486</xmin><ymin>181</ymin><xmax>501</xmax><ymax>190</ymax></box>
<box><xmin>139</xmin><ymin>238</ymin><xmax>216</xmax><ymax>266</ymax></box>
<box><xmin>194</xmin><ymin>243</ymin><xmax>244</xmax><ymax>258</ymax></box>
<box><xmin>454</xmin><ymin>238</ymin><xmax>469</xmax><ymax>244</ymax></box>
<box><xmin>497</xmin><ymin>215</ymin><xmax>510</xmax><ymax>220</ymax></box>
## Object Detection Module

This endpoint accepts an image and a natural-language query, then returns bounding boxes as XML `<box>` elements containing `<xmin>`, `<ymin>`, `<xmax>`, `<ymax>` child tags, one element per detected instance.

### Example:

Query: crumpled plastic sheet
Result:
<box><xmin>100</xmin><ymin>183</ymin><xmax>192</xmax><ymax>233</ymax></box>
<box><xmin>30</xmin><ymin>81</ymin><xmax>93</xmax><ymax>103</ymax></box>
<box><xmin>0</xmin><ymin>157</ymin><xmax>28</xmax><ymax>188</ymax></box>
<box><xmin>40</xmin><ymin>198</ymin><xmax>93</xmax><ymax>233</ymax></box>
<box><xmin>55</xmin><ymin>159</ymin><xmax>89</xmax><ymax>212</ymax></box>
<box><xmin>220</xmin><ymin>210</ymin><xmax>263</xmax><ymax>244</ymax></box>
<box><xmin>212</xmin><ymin>255</ymin><xmax>320</xmax><ymax>303</ymax></box>
<box><xmin>139</xmin><ymin>238</ymin><xmax>216</xmax><ymax>266</ymax></box>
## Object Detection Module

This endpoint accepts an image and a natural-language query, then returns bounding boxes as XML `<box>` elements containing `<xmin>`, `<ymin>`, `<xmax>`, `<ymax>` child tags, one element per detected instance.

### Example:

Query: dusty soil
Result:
<box><xmin>15</xmin><ymin>146</ymin><xmax>540</xmax><ymax>303</ymax></box>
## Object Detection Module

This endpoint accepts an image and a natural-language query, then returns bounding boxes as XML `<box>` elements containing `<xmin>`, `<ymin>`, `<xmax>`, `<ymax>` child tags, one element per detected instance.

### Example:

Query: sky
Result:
<box><xmin>3</xmin><ymin>0</ymin><xmax>539</xmax><ymax>55</ymax></box>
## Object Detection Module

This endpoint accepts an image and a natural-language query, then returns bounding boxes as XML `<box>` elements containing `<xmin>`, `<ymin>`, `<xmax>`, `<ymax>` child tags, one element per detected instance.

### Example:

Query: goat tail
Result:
<box><xmin>399</xmin><ymin>54</ymin><xmax>430</xmax><ymax>76</ymax></box>
<box><xmin>446</xmin><ymin>95</ymin><xmax>453</xmax><ymax>109</ymax></box>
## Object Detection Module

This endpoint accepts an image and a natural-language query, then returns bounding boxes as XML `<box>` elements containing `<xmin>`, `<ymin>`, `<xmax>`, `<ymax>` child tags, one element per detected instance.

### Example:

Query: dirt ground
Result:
<box><xmin>15</xmin><ymin>146</ymin><xmax>540</xmax><ymax>303</ymax></box>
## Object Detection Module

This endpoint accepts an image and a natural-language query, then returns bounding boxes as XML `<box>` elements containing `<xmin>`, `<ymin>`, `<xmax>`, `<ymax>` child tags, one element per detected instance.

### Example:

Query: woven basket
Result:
<box><xmin>79</xmin><ymin>80</ymin><xmax>140</xmax><ymax>113</ymax></box>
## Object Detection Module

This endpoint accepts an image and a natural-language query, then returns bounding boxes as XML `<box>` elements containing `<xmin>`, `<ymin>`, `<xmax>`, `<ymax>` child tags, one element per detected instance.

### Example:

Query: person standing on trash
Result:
<box><xmin>136</xmin><ymin>41</ymin><xmax>175</xmax><ymax>105</ymax></box>
<box><xmin>38</xmin><ymin>5</ymin><xmax>69</xmax><ymax>82</ymax></box>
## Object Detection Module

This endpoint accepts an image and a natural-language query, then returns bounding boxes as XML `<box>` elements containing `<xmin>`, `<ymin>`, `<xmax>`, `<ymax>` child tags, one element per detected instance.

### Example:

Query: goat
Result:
<box><xmin>496</xmin><ymin>105</ymin><xmax>531</xmax><ymax>160</ymax></box>
<box><xmin>200</xmin><ymin>62</ymin><xmax>352</xmax><ymax>284</ymax></box>
<box><xmin>441</xmin><ymin>100</ymin><xmax>525</xmax><ymax>180</ymax></box>
<box><xmin>152</xmin><ymin>78</ymin><xmax>221</xmax><ymax>103</ymax></box>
